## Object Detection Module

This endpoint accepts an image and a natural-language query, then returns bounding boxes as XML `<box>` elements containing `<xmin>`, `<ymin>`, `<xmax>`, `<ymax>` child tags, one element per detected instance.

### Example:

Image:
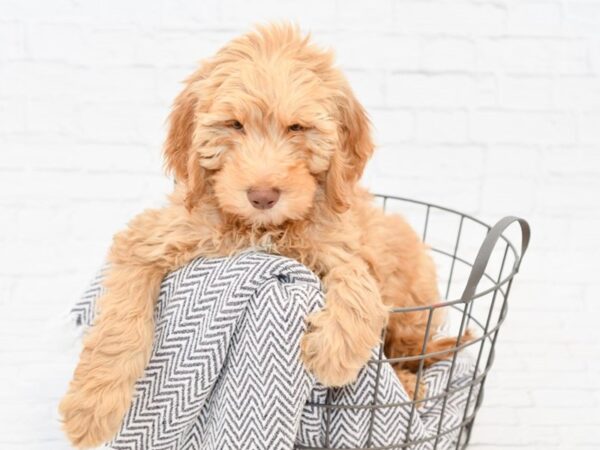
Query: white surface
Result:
<box><xmin>1</xmin><ymin>0</ymin><xmax>599</xmax><ymax>448</ymax></box>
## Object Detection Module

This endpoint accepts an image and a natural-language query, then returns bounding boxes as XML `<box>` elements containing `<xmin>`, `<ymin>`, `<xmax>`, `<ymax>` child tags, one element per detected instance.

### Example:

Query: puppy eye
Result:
<box><xmin>228</xmin><ymin>120</ymin><xmax>244</xmax><ymax>130</ymax></box>
<box><xmin>288</xmin><ymin>123</ymin><xmax>305</xmax><ymax>132</ymax></box>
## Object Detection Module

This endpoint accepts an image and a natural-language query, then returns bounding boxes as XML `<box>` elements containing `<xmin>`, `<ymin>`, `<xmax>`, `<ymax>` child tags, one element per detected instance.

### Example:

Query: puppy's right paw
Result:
<box><xmin>60</xmin><ymin>378</ymin><xmax>131</xmax><ymax>449</ymax></box>
<box><xmin>59</xmin><ymin>345</ymin><xmax>134</xmax><ymax>449</ymax></box>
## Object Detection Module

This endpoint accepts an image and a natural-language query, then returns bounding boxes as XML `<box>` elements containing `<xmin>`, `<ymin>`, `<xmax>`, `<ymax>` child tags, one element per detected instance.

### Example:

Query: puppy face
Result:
<box><xmin>164</xmin><ymin>24</ymin><xmax>374</xmax><ymax>227</ymax></box>
<box><xmin>200</xmin><ymin>59</ymin><xmax>339</xmax><ymax>226</ymax></box>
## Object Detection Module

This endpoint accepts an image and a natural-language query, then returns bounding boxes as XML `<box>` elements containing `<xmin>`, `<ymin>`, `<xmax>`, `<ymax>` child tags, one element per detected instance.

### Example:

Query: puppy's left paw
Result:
<box><xmin>300</xmin><ymin>310</ymin><xmax>376</xmax><ymax>387</ymax></box>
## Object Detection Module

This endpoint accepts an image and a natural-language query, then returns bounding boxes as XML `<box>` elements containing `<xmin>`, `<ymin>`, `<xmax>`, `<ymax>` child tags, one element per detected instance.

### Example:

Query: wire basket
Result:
<box><xmin>299</xmin><ymin>194</ymin><xmax>530</xmax><ymax>450</ymax></box>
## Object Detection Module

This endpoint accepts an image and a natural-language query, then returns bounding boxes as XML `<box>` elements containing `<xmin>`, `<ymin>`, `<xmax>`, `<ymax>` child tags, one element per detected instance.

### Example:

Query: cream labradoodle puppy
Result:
<box><xmin>60</xmin><ymin>23</ymin><xmax>466</xmax><ymax>448</ymax></box>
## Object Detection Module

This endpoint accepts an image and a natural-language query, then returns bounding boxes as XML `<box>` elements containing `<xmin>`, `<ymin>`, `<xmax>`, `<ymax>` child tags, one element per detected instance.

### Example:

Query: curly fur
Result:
<box><xmin>59</xmin><ymin>23</ymin><xmax>467</xmax><ymax>448</ymax></box>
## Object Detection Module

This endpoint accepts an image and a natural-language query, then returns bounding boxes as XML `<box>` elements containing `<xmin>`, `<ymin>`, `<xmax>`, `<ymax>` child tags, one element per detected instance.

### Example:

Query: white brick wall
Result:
<box><xmin>1</xmin><ymin>0</ymin><xmax>599</xmax><ymax>448</ymax></box>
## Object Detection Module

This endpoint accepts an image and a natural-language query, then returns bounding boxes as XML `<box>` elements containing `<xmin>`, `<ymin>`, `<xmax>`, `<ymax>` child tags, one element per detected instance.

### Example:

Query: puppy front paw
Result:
<box><xmin>300</xmin><ymin>310</ymin><xmax>377</xmax><ymax>387</ymax></box>
<box><xmin>60</xmin><ymin>380</ymin><xmax>132</xmax><ymax>449</ymax></box>
<box><xmin>59</xmin><ymin>350</ymin><xmax>133</xmax><ymax>449</ymax></box>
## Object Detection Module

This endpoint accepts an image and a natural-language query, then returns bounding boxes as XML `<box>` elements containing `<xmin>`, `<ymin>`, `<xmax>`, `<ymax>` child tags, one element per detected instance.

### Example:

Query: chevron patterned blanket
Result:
<box><xmin>71</xmin><ymin>251</ymin><xmax>477</xmax><ymax>450</ymax></box>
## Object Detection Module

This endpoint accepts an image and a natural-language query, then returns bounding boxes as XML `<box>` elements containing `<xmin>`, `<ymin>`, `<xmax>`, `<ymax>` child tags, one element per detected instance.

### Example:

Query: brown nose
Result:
<box><xmin>247</xmin><ymin>188</ymin><xmax>280</xmax><ymax>210</ymax></box>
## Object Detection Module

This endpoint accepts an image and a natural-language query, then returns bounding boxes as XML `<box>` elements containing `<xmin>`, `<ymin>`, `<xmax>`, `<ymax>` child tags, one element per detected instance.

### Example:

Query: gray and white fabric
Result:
<box><xmin>72</xmin><ymin>251</ymin><xmax>477</xmax><ymax>450</ymax></box>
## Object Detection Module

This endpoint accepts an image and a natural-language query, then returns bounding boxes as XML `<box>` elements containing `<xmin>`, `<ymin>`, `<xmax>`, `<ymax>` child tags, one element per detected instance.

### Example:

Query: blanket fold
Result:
<box><xmin>71</xmin><ymin>251</ymin><xmax>476</xmax><ymax>450</ymax></box>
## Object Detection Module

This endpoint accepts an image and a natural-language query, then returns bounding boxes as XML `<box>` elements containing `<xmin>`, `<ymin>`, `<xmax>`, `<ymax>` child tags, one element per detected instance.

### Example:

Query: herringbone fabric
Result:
<box><xmin>72</xmin><ymin>251</ymin><xmax>477</xmax><ymax>450</ymax></box>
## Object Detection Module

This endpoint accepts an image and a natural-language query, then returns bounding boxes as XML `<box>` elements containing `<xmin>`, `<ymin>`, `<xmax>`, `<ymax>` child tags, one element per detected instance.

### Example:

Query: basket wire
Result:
<box><xmin>297</xmin><ymin>194</ymin><xmax>530</xmax><ymax>450</ymax></box>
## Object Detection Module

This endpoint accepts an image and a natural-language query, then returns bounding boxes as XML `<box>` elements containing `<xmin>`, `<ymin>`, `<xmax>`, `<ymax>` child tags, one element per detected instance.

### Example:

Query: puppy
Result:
<box><xmin>60</xmin><ymin>23</ymin><xmax>466</xmax><ymax>448</ymax></box>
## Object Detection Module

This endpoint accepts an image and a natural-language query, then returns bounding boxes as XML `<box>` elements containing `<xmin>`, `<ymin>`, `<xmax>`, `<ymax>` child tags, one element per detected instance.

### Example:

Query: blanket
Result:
<box><xmin>71</xmin><ymin>251</ymin><xmax>477</xmax><ymax>450</ymax></box>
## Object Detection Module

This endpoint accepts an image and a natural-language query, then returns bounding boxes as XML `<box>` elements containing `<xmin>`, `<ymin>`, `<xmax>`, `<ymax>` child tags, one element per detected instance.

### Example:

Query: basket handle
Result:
<box><xmin>460</xmin><ymin>216</ymin><xmax>530</xmax><ymax>302</ymax></box>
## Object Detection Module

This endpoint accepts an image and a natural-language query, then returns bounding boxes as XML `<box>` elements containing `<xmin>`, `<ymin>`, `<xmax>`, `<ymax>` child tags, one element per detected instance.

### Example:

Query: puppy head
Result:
<box><xmin>164</xmin><ymin>23</ymin><xmax>373</xmax><ymax>226</ymax></box>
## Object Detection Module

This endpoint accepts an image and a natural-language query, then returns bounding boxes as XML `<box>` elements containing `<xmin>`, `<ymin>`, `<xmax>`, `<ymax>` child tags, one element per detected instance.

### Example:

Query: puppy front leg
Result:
<box><xmin>300</xmin><ymin>257</ymin><xmax>388</xmax><ymax>387</ymax></box>
<box><xmin>59</xmin><ymin>207</ymin><xmax>208</xmax><ymax>448</ymax></box>
<box><xmin>59</xmin><ymin>263</ymin><xmax>164</xmax><ymax>448</ymax></box>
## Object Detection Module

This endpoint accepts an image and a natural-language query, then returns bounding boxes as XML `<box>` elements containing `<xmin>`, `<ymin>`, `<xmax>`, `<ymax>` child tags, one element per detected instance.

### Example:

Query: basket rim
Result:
<box><xmin>373</xmin><ymin>193</ymin><xmax>527</xmax><ymax>312</ymax></box>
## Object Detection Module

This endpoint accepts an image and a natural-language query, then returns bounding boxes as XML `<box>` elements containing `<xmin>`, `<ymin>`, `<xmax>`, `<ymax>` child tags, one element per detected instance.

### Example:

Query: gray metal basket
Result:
<box><xmin>301</xmin><ymin>194</ymin><xmax>530</xmax><ymax>450</ymax></box>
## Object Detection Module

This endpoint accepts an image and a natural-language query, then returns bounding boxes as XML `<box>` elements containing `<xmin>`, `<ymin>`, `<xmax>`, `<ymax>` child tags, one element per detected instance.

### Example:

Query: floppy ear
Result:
<box><xmin>164</xmin><ymin>87</ymin><xmax>197</xmax><ymax>184</ymax></box>
<box><xmin>163</xmin><ymin>68</ymin><xmax>209</xmax><ymax>210</ymax></box>
<box><xmin>326</xmin><ymin>83</ymin><xmax>374</xmax><ymax>212</ymax></box>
